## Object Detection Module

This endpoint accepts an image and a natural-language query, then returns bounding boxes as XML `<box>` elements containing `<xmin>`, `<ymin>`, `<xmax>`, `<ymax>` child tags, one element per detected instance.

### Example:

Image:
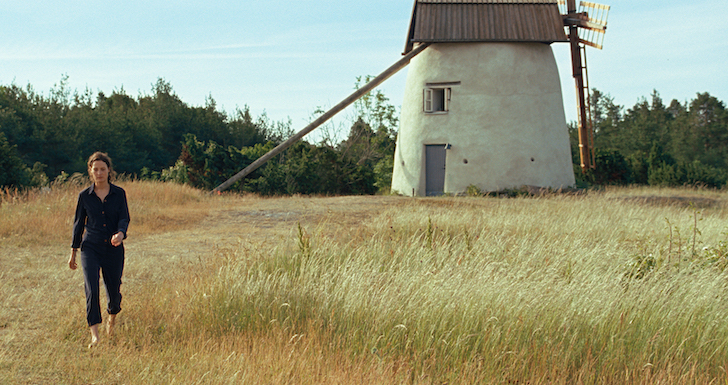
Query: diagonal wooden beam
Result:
<box><xmin>211</xmin><ymin>43</ymin><xmax>432</xmax><ymax>193</ymax></box>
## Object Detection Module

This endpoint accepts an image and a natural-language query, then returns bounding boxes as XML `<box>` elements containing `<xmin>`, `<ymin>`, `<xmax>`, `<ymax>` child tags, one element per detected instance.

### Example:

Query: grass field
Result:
<box><xmin>2</xmin><ymin>181</ymin><xmax>728</xmax><ymax>384</ymax></box>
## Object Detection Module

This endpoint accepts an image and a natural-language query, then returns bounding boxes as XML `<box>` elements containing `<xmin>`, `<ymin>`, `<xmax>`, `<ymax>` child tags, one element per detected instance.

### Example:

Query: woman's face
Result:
<box><xmin>89</xmin><ymin>160</ymin><xmax>109</xmax><ymax>184</ymax></box>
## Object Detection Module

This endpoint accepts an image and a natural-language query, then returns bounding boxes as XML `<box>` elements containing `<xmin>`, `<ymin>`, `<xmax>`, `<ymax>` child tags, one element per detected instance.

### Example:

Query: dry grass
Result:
<box><xmin>0</xmin><ymin>179</ymin><xmax>223</xmax><ymax>247</ymax></box>
<box><xmin>2</xmin><ymin>182</ymin><xmax>728</xmax><ymax>384</ymax></box>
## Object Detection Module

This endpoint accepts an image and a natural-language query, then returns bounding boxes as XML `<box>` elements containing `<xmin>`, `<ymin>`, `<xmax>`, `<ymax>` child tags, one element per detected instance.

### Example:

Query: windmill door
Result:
<box><xmin>425</xmin><ymin>144</ymin><xmax>447</xmax><ymax>196</ymax></box>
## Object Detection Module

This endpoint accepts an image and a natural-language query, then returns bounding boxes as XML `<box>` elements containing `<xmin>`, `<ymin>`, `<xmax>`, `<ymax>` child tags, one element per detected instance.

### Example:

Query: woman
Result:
<box><xmin>68</xmin><ymin>152</ymin><xmax>130</xmax><ymax>348</ymax></box>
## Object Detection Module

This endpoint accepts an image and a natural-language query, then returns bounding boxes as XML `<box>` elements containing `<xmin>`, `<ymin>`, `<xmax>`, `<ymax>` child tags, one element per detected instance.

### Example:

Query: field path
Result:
<box><xmin>0</xmin><ymin>195</ymin><xmax>406</xmax><ymax>379</ymax></box>
<box><xmin>126</xmin><ymin>195</ymin><xmax>404</xmax><ymax>262</ymax></box>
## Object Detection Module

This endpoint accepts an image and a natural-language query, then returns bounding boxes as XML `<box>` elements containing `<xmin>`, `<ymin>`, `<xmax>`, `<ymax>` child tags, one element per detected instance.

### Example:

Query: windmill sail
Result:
<box><xmin>560</xmin><ymin>1</ymin><xmax>609</xmax><ymax>48</ymax></box>
<box><xmin>576</xmin><ymin>2</ymin><xmax>610</xmax><ymax>49</ymax></box>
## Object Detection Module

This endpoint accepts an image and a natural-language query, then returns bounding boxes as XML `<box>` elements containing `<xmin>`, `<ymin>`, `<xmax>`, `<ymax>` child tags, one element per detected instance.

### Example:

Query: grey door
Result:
<box><xmin>425</xmin><ymin>144</ymin><xmax>446</xmax><ymax>196</ymax></box>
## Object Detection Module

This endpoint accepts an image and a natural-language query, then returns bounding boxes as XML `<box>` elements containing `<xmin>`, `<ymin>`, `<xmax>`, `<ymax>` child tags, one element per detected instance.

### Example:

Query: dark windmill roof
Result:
<box><xmin>404</xmin><ymin>0</ymin><xmax>568</xmax><ymax>53</ymax></box>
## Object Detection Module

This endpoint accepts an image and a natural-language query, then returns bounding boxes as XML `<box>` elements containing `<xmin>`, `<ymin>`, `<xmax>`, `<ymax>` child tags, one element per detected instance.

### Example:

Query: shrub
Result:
<box><xmin>648</xmin><ymin>162</ymin><xmax>682</xmax><ymax>186</ymax></box>
<box><xmin>175</xmin><ymin>134</ymin><xmax>377</xmax><ymax>195</ymax></box>
<box><xmin>681</xmin><ymin>160</ymin><xmax>726</xmax><ymax>188</ymax></box>
<box><xmin>583</xmin><ymin>148</ymin><xmax>632</xmax><ymax>185</ymax></box>
<box><xmin>647</xmin><ymin>160</ymin><xmax>726</xmax><ymax>188</ymax></box>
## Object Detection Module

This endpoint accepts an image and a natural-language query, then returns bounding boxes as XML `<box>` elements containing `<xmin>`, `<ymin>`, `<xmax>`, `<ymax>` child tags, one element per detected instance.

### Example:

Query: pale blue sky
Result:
<box><xmin>2</xmin><ymin>1</ymin><xmax>727</xmax><ymax>138</ymax></box>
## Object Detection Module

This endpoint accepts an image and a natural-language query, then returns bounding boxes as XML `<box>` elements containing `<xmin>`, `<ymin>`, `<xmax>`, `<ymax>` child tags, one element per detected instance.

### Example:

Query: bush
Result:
<box><xmin>626</xmin><ymin>151</ymin><xmax>649</xmax><ymax>184</ymax></box>
<box><xmin>647</xmin><ymin>160</ymin><xmax>726</xmax><ymax>188</ymax></box>
<box><xmin>373</xmin><ymin>155</ymin><xmax>394</xmax><ymax>194</ymax></box>
<box><xmin>175</xmin><ymin>135</ymin><xmax>378</xmax><ymax>195</ymax></box>
<box><xmin>648</xmin><ymin>162</ymin><xmax>682</xmax><ymax>187</ymax></box>
<box><xmin>681</xmin><ymin>160</ymin><xmax>726</xmax><ymax>188</ymax></box>
<box><xmin>158</xmin><ymin>160</ymin><xmax>190</xmax><ymax>185</ymax></box>
<box><xmin>583</xmin><ymin>148</ymin><xmax>632</xmax><ymax>185</ymax></box>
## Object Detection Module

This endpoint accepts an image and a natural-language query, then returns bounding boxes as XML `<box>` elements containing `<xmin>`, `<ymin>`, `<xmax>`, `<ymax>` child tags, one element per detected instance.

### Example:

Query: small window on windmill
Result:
<box><xmin>423</xmin><ymin>87</ymin><xmax>451</xmax><ymax>113</ymax></box>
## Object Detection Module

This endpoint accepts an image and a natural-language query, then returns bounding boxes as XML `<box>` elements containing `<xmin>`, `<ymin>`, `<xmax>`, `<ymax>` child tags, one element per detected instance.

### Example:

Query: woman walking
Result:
<box><xmin>68</xmin><ymin>152</ymin><xmax>130</xmax><ymax>348</ymax></box>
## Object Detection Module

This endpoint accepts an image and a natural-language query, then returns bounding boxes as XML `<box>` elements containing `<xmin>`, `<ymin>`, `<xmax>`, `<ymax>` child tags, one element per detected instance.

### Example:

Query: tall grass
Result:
<box><xmin>0</xmin><ymin>179</ymin><xmax>241</xmax><ymax>384</ymax></box>
<box><xmin>0</xmin><ymin>178</ymin><xmax>223</xmax><ymax>247</ymax></box>
<box><xmin>2</xmin><ymin>184</ymin><xmax>728</xmax><ymax>383</ymax></box>
<box><xmin>196</xmin><ymin>189</ymin><xmax>728</xmax><ymax>383</ymax></box>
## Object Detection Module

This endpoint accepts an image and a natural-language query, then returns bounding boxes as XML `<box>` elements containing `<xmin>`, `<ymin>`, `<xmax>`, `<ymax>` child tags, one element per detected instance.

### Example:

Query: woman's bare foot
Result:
<box><xmin>106</xmin><ymin>314</ymin><xmax>116</xmax><ymax>336</ymax></box>
<box><xmin>89</xmin><ymin>324</ymin><xmax>100</xmax><ymax>348</ymax></box>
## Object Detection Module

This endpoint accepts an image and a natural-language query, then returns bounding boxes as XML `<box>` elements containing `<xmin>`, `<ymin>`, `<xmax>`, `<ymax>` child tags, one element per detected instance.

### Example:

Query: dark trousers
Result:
<box><xmin>80</xmin><ymin>242</ymin><xmax>125</xmax><ymax>326</ymax></box>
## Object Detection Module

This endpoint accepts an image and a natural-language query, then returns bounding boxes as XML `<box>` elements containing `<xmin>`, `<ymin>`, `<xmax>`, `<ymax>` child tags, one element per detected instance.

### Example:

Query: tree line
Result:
<box><xmin>1</xmin><ymin>75</ymin><xmax>727</xmax><ymax>193</ymax></box>
<box><xmin>0</xmin><ymin>76</ymin><xmax>398</xmax><ymax>194</ymax></box>
<box><xmin>572</xmin><ymin>90</ymin><xmax>728</xmax><ymax>188</ymax></box>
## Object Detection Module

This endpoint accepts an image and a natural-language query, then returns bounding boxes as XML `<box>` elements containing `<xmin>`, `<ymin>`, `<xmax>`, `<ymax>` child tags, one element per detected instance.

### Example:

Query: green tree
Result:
<box><xmin>0</xmin><ymin>77</ymin><xmax>278</xmax><ymax>185</ymax></box>
<box><xmin>0</xmin><ymin>132</ymin><xmax>31</xmax><ymax>187</ymax></box>
<box><xmin>570</xmin><ymin>89</ymin><xmax>624</xmax><ymax>171</ymax></box>
<box><xmin>337</xmin><ymin>76</ymin><xmax>399</xmax><ymax>193</ymax></box>
<box><xmin>0</xmin><ymin>80</ymin><xmax>75</xmax><ymax>177</ymax></box>
<box><xmin>227</xmin><ymin>106</ymin><xmax>268</xmax><ymax>148</ymax></box>
<box><xmin>590</xmin><ymin>89</ymin><xmax>623</xmax><ymax>151</ymax></box>
<box><xmin>137</xmin><ymin>79</ymin><xmax>194</xmax><ymax>168</ymax></box>
<box><xmin>618</xmin><ymin>91</ymin><xmax>673</xmax><ymax>158</ymax></box>
<box><xmin>671</xmin><ymin>93</ymin><xmax>728</xmax><ymax>169</ymax></box>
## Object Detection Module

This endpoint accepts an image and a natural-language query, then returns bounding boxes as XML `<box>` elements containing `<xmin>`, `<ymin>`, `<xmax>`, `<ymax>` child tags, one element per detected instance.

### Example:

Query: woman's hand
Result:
<box><xmin>111</xmin><ymin>231</ymin><xmax>124</xmax><ymax>247</ymax></box>
<box><xmin>68</xmin><ymin>249</ymin><xmax>78</xmax><ymax>270</ymax></box>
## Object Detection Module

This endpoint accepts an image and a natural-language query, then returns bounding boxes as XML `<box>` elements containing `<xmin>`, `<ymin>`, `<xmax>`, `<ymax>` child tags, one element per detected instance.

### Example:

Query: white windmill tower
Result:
<box><xmin>391</xmin><ymin>0</ymin><xmax>609</xmax><ymax>196</ymax></box>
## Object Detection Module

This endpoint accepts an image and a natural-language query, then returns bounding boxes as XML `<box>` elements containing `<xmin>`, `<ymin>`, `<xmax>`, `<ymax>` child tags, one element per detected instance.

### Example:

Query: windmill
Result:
<box><xmin>390</xmin><ymin>0</ymin><xmax>610</xmax><ymax>196</ymax></box>
<box><xmin>213</xmin><ymin>0</ymin><xmax>609</xmax><ymax>195</ymax></box>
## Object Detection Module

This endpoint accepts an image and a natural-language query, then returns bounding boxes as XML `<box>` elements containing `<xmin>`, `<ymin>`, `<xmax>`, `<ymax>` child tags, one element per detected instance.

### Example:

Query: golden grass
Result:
<box><xmin>0</xmin><ymin>180</ymin><xmax>225</xmax><ymax>247</ymax></box>
<box><xmin>2</xmin><ymin>182</ymin><xmax>728</xmax><ymax>384</ymax></box>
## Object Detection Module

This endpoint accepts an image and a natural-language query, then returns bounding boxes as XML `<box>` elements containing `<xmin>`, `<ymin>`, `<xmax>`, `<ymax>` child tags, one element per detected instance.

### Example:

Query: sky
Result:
<box><xmin>2</xmin><ymin>0</ymin><xmax>727</xmax><ymax>141</ymax></box>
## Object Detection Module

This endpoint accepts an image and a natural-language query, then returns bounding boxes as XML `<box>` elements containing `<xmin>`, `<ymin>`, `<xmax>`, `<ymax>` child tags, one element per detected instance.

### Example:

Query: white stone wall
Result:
<box><xmin>391</xmin><ymin>42</ymin><xmax>576</xmax><ymax>196</ymax></box>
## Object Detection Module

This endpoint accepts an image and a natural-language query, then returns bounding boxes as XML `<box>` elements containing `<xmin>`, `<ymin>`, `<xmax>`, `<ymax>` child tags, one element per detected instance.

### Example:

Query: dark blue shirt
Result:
<box><xmin>71</xmin><ymin>183</ymin><xmax>130</xmax><ymax>249</ymax></box>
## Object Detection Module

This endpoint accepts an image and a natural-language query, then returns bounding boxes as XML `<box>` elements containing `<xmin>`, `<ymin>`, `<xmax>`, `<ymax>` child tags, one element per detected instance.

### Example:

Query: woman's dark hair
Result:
<box><xmin>87</xmin><ymin>152</ymin><xmax>116</xmax><ymax>182</ymax></box>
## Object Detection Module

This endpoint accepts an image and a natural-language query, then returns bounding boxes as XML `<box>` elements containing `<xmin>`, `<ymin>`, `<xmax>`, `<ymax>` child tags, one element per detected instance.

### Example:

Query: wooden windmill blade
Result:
<box><xmin>561</xmin><ymin>0</ymin><xmax>610</xmax><ymax>172</ymax></box>
<box><xmin>576</xmin><ymin>1</ymin><xmax>610</xmax><ymax>49</ymax></box>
